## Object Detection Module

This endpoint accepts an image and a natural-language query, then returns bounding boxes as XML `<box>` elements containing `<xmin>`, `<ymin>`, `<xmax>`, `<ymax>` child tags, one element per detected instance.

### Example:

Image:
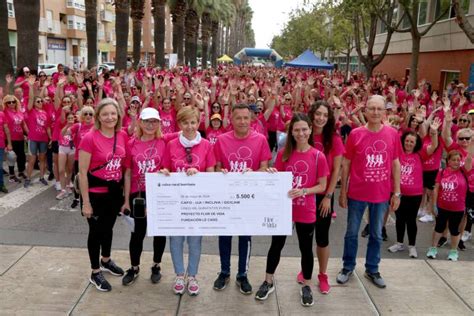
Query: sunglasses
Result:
<box><xmin>39</xmin><ymin>74</ymin><xmax>46</xmax><ymax>77</ymax></box>
<box><xmin>131</xmin><ymin>101</ymin><xmax>140</xmax><ymax>104</ymax></box>
<box><xmin>458</xmin><ymin>137</ymin><xmax>471</xmax><ymax>141</ymax></box>
<box><xmin>212</xmin><ymin>105</ymin><xmax>220</xmax><ymax>109</ymax></box>
<box><xmin>184</xmin><ymin>97</ymin><xmax>191</xmax><ymax>101</ymax></box>
<box><xmin>83</xmin><ymin>112</ymin><xmax>94</xmax><ymax>116</ymax></box>
<box><xmin>36</xmin><ymin>99</ymin><xmax>43</xmax><ymax>103</ymax></box>
<box><xmin>5</xmin><ymin>100</ymin><xmax>16</xmax><ymax>105</ymax></box>
<box><xmin>285</xmin><ymin>98</ymin><xmax>292</xmax><ymax>101</ymax></box>
<box><xmin>185</xmin><ymin>147</ymin><xmax>192</xmax><ymax>164</ymax></box>
<box><xmin>459</xmin><ymin>119</ymin><xmax>469</xmax><ymax>123</ymax></box>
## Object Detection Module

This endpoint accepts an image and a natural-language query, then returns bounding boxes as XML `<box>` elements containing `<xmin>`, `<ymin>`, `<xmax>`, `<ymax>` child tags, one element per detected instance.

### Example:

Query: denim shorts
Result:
<box><xmin>28</xmin><ymin>140</ymin><xmax>48</xmax><ymax>155</ymax></box>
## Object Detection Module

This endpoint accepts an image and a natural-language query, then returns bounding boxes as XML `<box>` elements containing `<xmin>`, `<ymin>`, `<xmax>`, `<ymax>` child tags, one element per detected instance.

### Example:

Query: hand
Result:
<box><xmin>442</xmin><ymin>96</ymin><xmax>451</xmax><ymax>112</ymax></box>
<box><xmin>288</xmin><ymin>188</ymin><xmax>305</xmax><ymax>199</ymax></box>
<box><xmin>6</xmin><ymin>144</ymin><xmax>12</xmax><ymax>151</ymax></box>
<box><xmin>5</xmin><ymin>74</ymin><xmax>13</xmax><ymax>84</ymax></box>
<box><xmin>390</xmin><ymin>195</ymin><xmax>400</xmax><ymax>211</ymax></box>
<box><xmin>82</xmin><ymin>202</ymin><xmax>93</xmax><ymax>218</ymax></box>
<box><xmin>120</xmin><ymin>203</ymin><xmax>131</xmax><ymax>215</ymax></box>
<box><xmin>265</xmin><ymin>167</ymin><xmax>278</xmax><ymax>173</ymax></box>
<box><xmin>27</xmin><ymin>75</ymin><xmax>36</xmax><ymax>86</ymax></box>
<box><xmin>430</xmin><ymin>117</ymin><xmax>441</xmax><ymax>132</ymax></box>
<box><xmin>220</xmin><ymin>168</ymin><xmax>229</xmax><ymax>174</ymax></box>
<box><xmin>319</xmin><ymin>197</ymin><xmax>331</xmax><ymax>218</ymax></box>
<box><xmin>242</xmin><ymin>167</ymin><xmax>253</xmax><ymax>174</ymax></box>
<box><xmin>186</xmin><ymin>168</ymin><xmax>199</xmax><ymax>176</ymax></box>
<box><xmin>159</xmin><ymin>168</ymin><xmax>170</xmax><ymax>176</ymax></box>
<box><xmin>339</xmin><ymin>191</ymin><xmax>348</xmax><ymax>209</ymax></box>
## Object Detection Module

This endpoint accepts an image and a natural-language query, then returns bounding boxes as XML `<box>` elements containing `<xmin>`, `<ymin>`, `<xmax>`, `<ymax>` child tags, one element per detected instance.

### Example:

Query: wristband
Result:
<box><xmin>325</xmin><ymin>193</ymin><xmax>333</xmax><ymax>199</ymax></box>
<box><xmin>302</xmin><ymin>188</ymin><xmax>307</xmax><ymax>197</ymax></box>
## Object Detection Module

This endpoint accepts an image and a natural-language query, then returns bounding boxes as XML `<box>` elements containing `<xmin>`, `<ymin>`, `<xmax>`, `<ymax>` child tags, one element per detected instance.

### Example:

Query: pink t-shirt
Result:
<box><xmin>58</xmin><ymin>124</ymin><xmax>73</xmax><ymax>147</ymax></box>
<box><xmin>79</xmin><ymin>129</ymin><xmax>128</xmax><ymax>192</ymax></box>
<box><xmin>267</xmin><ymin>108</ymin><xmax>281</xmax><ymax>132</ymax></box>
<box><xmin>435</xmin><ymin>168</ymin><xmax>467</xmax><ymax>212</ymax></box>
<box><xmin>0</xmin><ymin>112</ymin><xmax>5</xmax><ymax>148</ymax></box>
<box><xmin>214</xmin><ymin>131</ymin><xmax>272</xmax><ymax>172</ymax></box>
<box><xmin>313</xmin><ymin>134</ymin><xmax>345</xmax><ymax>187</ymax></box>
<box><xmin>70</xmin><ymin>122</ymin><xmax>94</xmax><ymax>160</ymax></box>
<box><xmin>250</xmin><ymin>117</ymin><xmax>267</xmax><ymax>137</ymax></box>
<box><xmin>206</xmin><ymin>127</ymin><xmax>226</xmax><ymax>146</ymax></box>
<box><xmin>4</xmin><ymin>109</ymin><xmax>24</xmax><ymax>141</ymax></box>
<box><xmin>159</xmin><ymin>109</ymin><xmax>177</xmax><ymax>134</ymax></box>
<box><xmin>422</xmin><ymin>136</ymin><xmax>443</xmax><ymax>171</ymax></box>
<box><xmin>344</xmin><ymin>125</ymin><xmax>402</xmax><ymax>203</ymax></box>
<box><xmin>274</xmin><ymin>147</ymin><xmax>329</xmax><ymax>223</ymax></box>
<box><xmin>400</xmin><ymin>152</ymin><xmax>425</xmax><ymax>196</ymax></box>
<box><xmin>26</xmin><ymin>108</ymin><xmax>50</xmax><ymax>142</ymax></box>
<box><xmin>124</xmin><ymin>137</ymin><xmax>167</xmax><ymax>194</ymax></box>
<box><xmin>163</xmin><ymin>138</ymin><xmax>215</xmax><ymax>172</ymax></box>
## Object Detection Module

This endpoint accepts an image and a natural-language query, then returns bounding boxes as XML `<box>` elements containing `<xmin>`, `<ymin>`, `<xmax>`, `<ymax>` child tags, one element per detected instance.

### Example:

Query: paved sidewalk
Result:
<box><xmin>1</xmin><ymin>245</ymin><xmax>473</xmax><ymax>315</ymax></box>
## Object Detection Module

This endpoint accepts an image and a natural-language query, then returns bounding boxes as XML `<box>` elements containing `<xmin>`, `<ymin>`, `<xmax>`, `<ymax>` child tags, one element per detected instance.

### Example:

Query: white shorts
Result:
<box><xmin>58</xmin><ymin>145</ymin><xmax>75</xmax><ymax>155</ymax></box>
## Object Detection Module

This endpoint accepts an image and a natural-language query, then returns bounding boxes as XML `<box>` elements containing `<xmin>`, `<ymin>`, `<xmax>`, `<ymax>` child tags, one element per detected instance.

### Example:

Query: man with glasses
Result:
<box><xmin>213</xmin><ymin>104</ymin><xmax>272</xmax><ymax>295</ymax></box>
<box><xmin>337</xmin><ymin>95</ymin><xmax>402</xmax><ymax>289</ymax></box>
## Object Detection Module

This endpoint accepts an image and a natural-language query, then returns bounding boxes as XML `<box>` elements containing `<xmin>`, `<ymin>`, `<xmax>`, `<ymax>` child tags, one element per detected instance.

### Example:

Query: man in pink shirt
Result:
<box><xmin>213</xmin><ymin>104</ymin><xmax>272</xmax><ymax>295</ymax></box>
<box><xmin>337</xmin><ymin>95</ymin><xmax>402</xmax><ymax>289</ymax></box>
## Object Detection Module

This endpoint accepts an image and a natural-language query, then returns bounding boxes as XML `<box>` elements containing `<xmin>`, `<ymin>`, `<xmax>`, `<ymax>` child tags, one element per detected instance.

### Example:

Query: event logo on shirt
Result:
<box><xmin>441</xmin><ymin>175</ymin><xmax>459</xmax><ymax>202</ymax></box>
<box><xmin>104</xmin><ymin>146</ymin><xmax>125</xmax><ymax>180</ymax></box>
<box><xmin>135</xmin><ymin>147</ymin><xmax>160</xmax><ymax>175</ymax></box>
<box><xmin>364</xmin><ymin>140</ymin><xmax>388</xmax><ymax>183</ymax></box>
<box><xmin>35</xmin><ymin>112</ymin><xmax>47</xmax><ymax>133</ymax></box>
<box><xmin>174</xmin><ymin>153</ymin><xmax>201</xmax><ymax>173</ymax></box>
<box><xmin>287</xmin><ymin>160</ymin><xmax>309</xmax><ymax>206</ymax></box>
<box><xmin>228</xmin><ymin>146</ymin><xmax>254</xmax><ymax>172</ymax></box>
<box><xmin>401</xmin><ymin>157</ymin><xmax>415</xmax><ymax>186</ymax></box>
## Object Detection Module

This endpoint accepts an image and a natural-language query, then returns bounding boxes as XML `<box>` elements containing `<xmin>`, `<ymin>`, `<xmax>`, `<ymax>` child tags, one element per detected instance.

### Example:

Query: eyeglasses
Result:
<box><xmin>35</xmin><ymin>99</ymin><xmax>43</xmax><ymax>103</ymax></box>
<box><xmin>212</xmin><ymin>105</ymin><xmax>220</xmax><ymax>109</ymax></box>
<box><xmin>39</xmin><ymin>74</ymin><xmax>46</xmax><ymax>77</ymax></box>
<box><xmin>142</xmin><ymin>119</ymin><xmax>159</xmax><ymax>125</ymax></box>
<box><xmin>5</xmin><ymin>100</ymin><xmax>16</xmax><ymax>105</ymax></box>
<box><xmin>131</xmin><ymin>101</ymin><xmax>140</xmax><ymax>104</ymax></box>
<box><xmin>459</xmin><ymin>119</ymin><xmax>469</xmax><ymax>123</ymax></box>
<box><xmin>366</xmin><ymin>107</ymin><xmax>384</xmax><ymax>112</ymax></box>
<box><xmin>458</xmin><ymin>137</ymin><xmax>471</xmax><ymax>141</ymax></box>
<box><xmin>83</xmin><ymin>112</ymin><xmax>94</xmax><ymax>116</ymax></box>
<box><xmin>184</xmin><ymin>97</ymin><xmax>191</xmax><ymax>101</ymax></box>
<box><xmin>185</xmin><ymin>147</ymin><xmax>192</xmax><ymax>164</ymax></box>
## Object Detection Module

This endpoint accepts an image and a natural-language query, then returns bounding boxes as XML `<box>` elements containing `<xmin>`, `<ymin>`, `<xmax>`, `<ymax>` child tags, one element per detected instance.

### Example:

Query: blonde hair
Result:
<box><xmin>94</xmin><ymin>98</ymin><xmax>123</xmax><ymax>131</ymax></box>
<box><xmin>2</xmin><ymin>95</ymin><xmax>21</xmax><ymax>112</ymax></box>
<box><xmin>136</xmin><ymin>119</ymin><xmax>162</xmax><ymax>139</ymax></box>
<box><xmin>79</xmin><ymin>106</ymin><xmax>95</xmax><ymax>123</ymax></box>
<box><xmin>456</xmin><ymin>128</ymin><xmax>472</xmax><ymax>138</ymax></box>
<box><xmin>177</xmin><ymin>106</ymin><xmax>200</xmax><ymax>123</ymax></box>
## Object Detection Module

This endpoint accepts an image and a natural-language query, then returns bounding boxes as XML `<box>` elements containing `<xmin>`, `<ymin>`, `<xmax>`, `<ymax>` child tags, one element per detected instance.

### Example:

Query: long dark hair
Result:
<box><xmin>282</xmin><ymin>113</ymin><xmax>314</xmax><ymax>162</ymax></box>
<box><xmin>401</xmin><ymin>131</ymin><xmax>422</xmax><ymax>153</ymax></box>
<box><xmin>308</xmin><ymin>100</ymin><xmax>335</xmax><ymax>154</ymax></box>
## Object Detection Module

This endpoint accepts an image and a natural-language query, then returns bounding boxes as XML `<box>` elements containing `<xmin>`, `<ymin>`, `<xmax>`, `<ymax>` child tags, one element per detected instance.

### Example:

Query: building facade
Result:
<box><xmin>7</xmin><ymin>0</ymin><xmax>173</xmax><ymax>69</ymax></box>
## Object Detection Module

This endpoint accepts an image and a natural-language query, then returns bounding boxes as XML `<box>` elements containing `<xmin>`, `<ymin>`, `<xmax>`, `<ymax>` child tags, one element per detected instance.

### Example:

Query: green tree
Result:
<box><xmin>14</xmin><ymin>0</ymin><xmax>40</xmax><ymax>71</ymax></box>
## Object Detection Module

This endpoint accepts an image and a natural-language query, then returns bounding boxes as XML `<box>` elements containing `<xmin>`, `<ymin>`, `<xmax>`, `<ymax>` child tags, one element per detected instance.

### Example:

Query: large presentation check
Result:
<box><xmin>146</xmin><ymin>172</ymin><xmax>293</xmax><ymax>236</ymax></box>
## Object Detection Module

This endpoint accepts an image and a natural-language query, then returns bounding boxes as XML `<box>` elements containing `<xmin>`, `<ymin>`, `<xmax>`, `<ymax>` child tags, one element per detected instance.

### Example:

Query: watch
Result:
<box><xmin>302</xmin><ymin>188</ymin><xmax>307</xmax><ymax>197</ymax></box>
<box><xmin>394</xmin><ymin>192</ymin><xmax>402</xmax><ymax>198</ymax></box>
<box><xmin>325</xmin><ymin>193</ymin><xmax>333</xmax><ymax>199</ymax></box>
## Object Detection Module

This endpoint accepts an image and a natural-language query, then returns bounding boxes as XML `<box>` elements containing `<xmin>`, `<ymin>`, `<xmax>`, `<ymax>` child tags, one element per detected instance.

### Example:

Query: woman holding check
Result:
<box><xmin>255</xmin><ymin>113</ymin><xmax>329</xmax><ymax>307</ymax></box>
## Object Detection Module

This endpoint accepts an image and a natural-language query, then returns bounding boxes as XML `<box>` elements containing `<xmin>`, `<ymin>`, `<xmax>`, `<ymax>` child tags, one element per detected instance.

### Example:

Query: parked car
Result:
<box><xmin>38</xmin><ymin>63</ymin><xmax>59</xmax><ymax>76</ymax></box>
<box><xmin>98</xmin><ymin>62</ymin><xmax>115</xmax><ymax>72</ymax></box>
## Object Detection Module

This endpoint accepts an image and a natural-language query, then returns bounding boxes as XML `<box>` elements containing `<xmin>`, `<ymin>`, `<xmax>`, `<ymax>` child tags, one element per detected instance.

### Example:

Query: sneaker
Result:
<box><xmin>39</xmin><ymin>177</ymin><xmax>48</xmax><ymax>186</ymax></box>
<box><xmin>47</xmin><ymin>173</ymin><xmax>55</xmax><ymax>181</ymax></box>
<box><xmin>18</xmin><ymin>172</ymin><xmax>27</xmax><ymax>180</ymax></box>
<box><xmin>9</xmin><ymin>175</ymin><xmax>21</xmax><ymax>183</ymax></box>
<box><xmin>71</xmin><ymin>199</ymin><xmax>79</xmax><ymax>209</ymax></box>
<box><xmin>255</xmin><ymin>281</ymin><xmax>275</xmax><ymax>300</ymax></box>
<box><xmin>461</xmin><ymin>231</ymin><xmax>472</xmax><ymax>242</ymax></box>
<box><xmin>100</xmin><ymin>259</ymin><xmax>124</xmax><ymax>276</ymax></box>
<box><xmin>447</xmin><ymin>249</ymin><xmax>459</xmax><ymax>261</ymax></box>
<box><xmin>417</xmin><ymin>207</ymin><xmax>426</xmax><ymax>217</ymax></box>
<box><xmin>318</xmin><ymin>273</ymin><xmax>331</xmax><ymax>294</ymax></box>
<box><xmin>236</xmin><ymin>275</ymin><xmax>253</xmax><ymax>295</ymax></box>
<box><xmin>336</xmin><ymin>268</ymin><xmax>353</xmax><ymax>284</ymax></box>
<box><xmin>187</xmin><ymin>277</ymin><xmax>200</xmax><ymax>296</ymax></box>
<box><xmin>388</xmin><ymin>243</ymin><xmax>406</xmax><ymax>253</ymax></box>
<box><xmin>23</xmin><ymin>179</ymin><xmax>31</xmax><ymax>188</ymax></box>
<box><xmin>296</xmin><ymin>271</ymin><xmax>304</xmax><ymax>284</ymax></box>
<box><xmin>300</xmin><ymin>285</ymin><xmax>314</xmax><ymax>307</ymax></box>
<box><xmin>56</xmin><ymin>190</ymin><xmax>68</xmax><ymax>200</ymax></box>
<box><xmin>426</xmin><ymin>247</ymin><xmax>438</xmax><ymax>259</ymax></box>
<box><xmin>213</xmin><ymin>273</ymin><xmax>230</xmax><ymax>290</ymax></box>
<box><xmin>89</xmin><ymin>271</ymin><xmax>112</xmax><ymax>292</ymax></box>
<box><xmin>0</xmin><ymin>185</ymin><xmax>8</xmax><ymax>193</ymax></box>
<box><xmin>361</xmin><ymin>224</ymin><xmax>369</xmax><ymax>237</ymax></box>
<box><xmin>122</xmin><ymin>267</ymin><xmax>139</xmax><ymax>286</ymax></box>
<box><xmin>365</xmin><ymin>272</ymin><xmax>386</xmax><ymax>288</ymax></box>
<box><xmin>173</xmin><ymin>276</ymin><xmax>186</xmax><ymax>295</ymax></box>
<box><xmin>54</xmin><ymin>181</ymin><xmax>61</xmax><ymax>191</ymax></box>
<box><xmin>458</xmin><ymin>240</ymin><xmax>466</xmax><ymax>251</ymax></box>
<box><xmin>150</xmin><ymin>265</ymin><xmax>162</xmax><ymax>284</ymax></box>
<box><xmin>437</xmin><ymin>237</ymin><xmax>448</xmax><ymax>248</ymax></box>
<box><xmin>419</xmin><ymin>214</ymin><xmax>434</xmax><ymax>223</ymax></box>
<box><xmin>408</xmin><ymin>246</ymin><xmax>418</xmax><ymax>258</ymax></box>
<box><xmin>382</xmin><ymin>227</ymin><xmax>388</xmax><ymax>241</ymax></box>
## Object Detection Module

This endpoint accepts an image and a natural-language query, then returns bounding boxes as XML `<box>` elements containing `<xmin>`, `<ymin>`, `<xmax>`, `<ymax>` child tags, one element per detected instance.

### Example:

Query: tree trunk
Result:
<box><xmin>15</xmin><ymin>0</ymin><xmax>40</xmax><ymax>71</ymax></box>
<box><xmin>115</xmin><ymin>0</ymin><xmax>130</xmax><ymax>70</ymax></box>
<box><xmin>152</xmin><ymin>0</ymin><xmax>165</xmax><ymax>67</ymax></box>
<box><xmin>132</xmin><ymin>18</ymin><xmax>142</xmax><ymax>68</ymax></box>
<box><xmin>201</xmin><ymin>12</ymin><xmax>211</xmax><ymax>69</ymax></box>
<box><xmin>184</xmin><ymin>7</ymin><xmax>198</xmax><ymax>68</ymax></box>
<box><xmin>85</xmin><ymin>0</ymin><xmax>98</xmax><ymax>68</ymax></box>
<box><xmin>171</xmin><ymin>0</ymin><xmax>186</xmax><ymax>65</ymax></box>
<box><xmin>0</xmin><ymin>0</ymin><xmax>13</xmax><ymax>83</ymax></box>
<box><xmin>225</xmin><ymin>26</ymin><xmax>230</xmax><ymax>54</ymax></box>
<box><xmin>409</xmin><ymin>35</ymin><xmax>421</xmax><ymax>90</ymax></box>
<box><xmin>345</xmin><ymin>49</ymin><xmax>351</xmax><ymax>79</ymax></box>
<box><xmin>210</xmin><ymin>20</ymin><xmax>218</xmax><ymax>68</ymax></box>
<box><xmin>453</xmin><ymin>0</ymin><xmax>474</xmax><ymax>43</ymax></box>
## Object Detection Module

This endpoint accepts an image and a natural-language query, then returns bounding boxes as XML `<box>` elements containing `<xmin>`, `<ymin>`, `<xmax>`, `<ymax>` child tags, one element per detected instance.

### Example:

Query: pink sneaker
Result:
<box><xmin>173</xmin><ymin>276</ymin><xmax>185</xmax><ymax>295</ymax></box>
<box><xmin>187</xmin><ymin>276</ymin><xmax>200</xmax><ymax>296</ymax></box>
<box><xmin>296</xmin><ymin>271</ymin><xmax>304</xmax><ymax>284</ymax></box>
<box><xmin>332</xmin><ymin>210</ymin><xmax>337</xmax><ymax>218</ymax></box>
<box><xmin>318</xmin><ymin>273</ymin><xmax>331</xmax><ymax>294</ymax></box>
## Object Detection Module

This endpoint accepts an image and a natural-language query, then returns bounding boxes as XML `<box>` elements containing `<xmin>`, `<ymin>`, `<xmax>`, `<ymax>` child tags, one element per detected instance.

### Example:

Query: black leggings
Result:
<box><xmin>395</xmin><ymin>195</ymin><xmax>422</xmax><ymax>246</ymax></box>
<box><xmin>9</xmin><ymin>140</ymin><xmax>26</xmax><ymax>174</ymax></box>
<box><xmin>266</xmin><ymin>222</ymin><xmax>315</xmax><ymax>280</ymax></box>
<box><xmin>86</xmin><ymin>192</ymin><xmax>121</xmax><ymax>270</ymax></box>
<box><xmin>435</xmin><ymin>208</ymin><xmax>464</xmax><ymax>236</ymax></box>
<box><xmin>268</xmin><ymin>130</ymin><xmax>277</xmax><ymax>152</ymax></box>
<box><xmin>315</xmin><ymin>194</ymin><xmax>333</xmax><ymax>247</ymax></box>
<box><xmin>128</xmin><ymin>192</ymin><xmax>166</xmax><ymax>267</ymax></box>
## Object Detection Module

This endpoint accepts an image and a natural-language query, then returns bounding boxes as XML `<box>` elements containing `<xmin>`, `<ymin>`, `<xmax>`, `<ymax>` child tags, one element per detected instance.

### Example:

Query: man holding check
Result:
<box><xmin>213</xmin><ymin>104</ymin><xmax>272</xmax><ymax>294</ymax></box>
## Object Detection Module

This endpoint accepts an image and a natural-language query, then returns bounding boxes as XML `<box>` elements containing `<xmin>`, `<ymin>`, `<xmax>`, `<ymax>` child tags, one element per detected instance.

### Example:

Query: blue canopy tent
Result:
<box><xmin>285</xmin><ymin>49</ymin><xmax>334</xmax><ymax>70</ymax></box>
<box><xmin>233</xmin><ymin>48</ymin><xmax>284</xmax><ymax>67</ymax></box>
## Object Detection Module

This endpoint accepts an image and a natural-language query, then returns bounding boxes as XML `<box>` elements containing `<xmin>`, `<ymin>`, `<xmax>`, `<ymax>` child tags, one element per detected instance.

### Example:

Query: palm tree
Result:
<box><xmin>169</xmin><ymin>0</ymin><xmax>186</xmax><ymax>65</ymax></box>
<box><xmin>209</xmin><ymin>0</ymin><xmax>235</xmax><ymax>67</ymax></box>
<box><xmin>14</xmin><ymin>0</ymin><xmax>40</xmax><ymax>71</ymax></box>
<box><xmin>184</xmin><ymin>2</ymin><xmax>200</xmax><ymax>68</ymax></box>
<box><xmin>114</xmin><ymin>0</ymin><xmax>130</xmax><ymax>70</ymax></box>
<box><xmin>0</xmin><ymin>0</ymin><xmax>13</xmax><ymax>83</ymax></box>
<box><xmin>152</xmin><ymin>0</ymin><xmax>166</xmax><ymax>67</ymax></box>
<box><xmin>130</xmin><ymin>0</ymin><xmax>145</xmax><ymax>68</ymax></box>
<box><xmin>85</xmin><ymin>0</ymin><xmax>98</xmax><ymax>68</ymax></box>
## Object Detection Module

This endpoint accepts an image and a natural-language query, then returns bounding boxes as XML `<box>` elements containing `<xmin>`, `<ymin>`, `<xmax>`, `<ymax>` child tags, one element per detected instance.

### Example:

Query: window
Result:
<box><xmin>442</xmin><ymin>71</ymin><xmax>460</xmax><ymax>90</ymax></box>
<box><xmin>436</xmin><ymin>0</ymin><xmax>470</xmax><ymax>21</ymax></box>
<box><xmin>418</xmin><ymin>0</ymin><xmax>428</xmax><ymax>25</ymax></box>
<box><xmin>7</xmin><ymin>1</ymin><xmax>14</xmax><ymax>18</ymax></box>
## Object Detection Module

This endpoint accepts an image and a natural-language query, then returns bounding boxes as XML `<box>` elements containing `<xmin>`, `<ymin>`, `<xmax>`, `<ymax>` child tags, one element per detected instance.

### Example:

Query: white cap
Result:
<box><xmin>131</xmin><ymin>96</ymin><xmax>141</xmax><ymax>103</ymax></box>
<box><xmin>140</xmin><ymin>107</ymin><xmax>161</xmax><ymax>120</ymax></box>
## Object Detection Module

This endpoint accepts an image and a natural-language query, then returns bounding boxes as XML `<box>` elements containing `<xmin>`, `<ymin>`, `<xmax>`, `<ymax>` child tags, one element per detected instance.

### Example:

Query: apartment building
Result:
<box><xmin>334</xmin><ymin>0</ymin><xmax>474</xmax><ymax>91</ymax></box>
<box><xmin>7</xmin><ymin>0</ymin><xmax>173</xmax><ymax>69</ymax></box>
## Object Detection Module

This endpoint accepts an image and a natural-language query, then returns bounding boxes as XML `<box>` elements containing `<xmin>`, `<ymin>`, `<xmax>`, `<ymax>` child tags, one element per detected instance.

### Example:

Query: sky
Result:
<box><xmin>248</xmin><ymin>0</ymin><xmax>308</xmax><ymax>48</ymax></box>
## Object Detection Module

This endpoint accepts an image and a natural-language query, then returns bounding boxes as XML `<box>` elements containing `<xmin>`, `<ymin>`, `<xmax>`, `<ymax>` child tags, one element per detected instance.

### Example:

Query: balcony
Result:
<box><xmin>67</xmin><ymin>29</ymin><xmax>86</xmax><ymax>39</ymax></box>
<box><xmin>39</xmin><ymin>18</ymin><xmax>62</xmax><ymax>35</ymax></box>
<box><xmin>100</xmin><ymin>10</ymin><xmax>113</xmax><ymax>22</ymax></box>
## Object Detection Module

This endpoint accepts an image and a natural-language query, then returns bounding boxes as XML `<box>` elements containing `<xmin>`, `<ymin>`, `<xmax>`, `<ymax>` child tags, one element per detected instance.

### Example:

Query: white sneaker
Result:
<box><xmin>388</xmin><ymin>243</ymin><xmax>406</xmax><ymax>253</ymax></box>
<box><xmin>56</xmin><ymin>190</ymin><xmax>67</xmax><ymax>200</ymax></box>
<box><xmin>409</xmin><ymin>246</ymin><xmax>418</xmax><ymax>258</ymax></box>
<box><xmin>461</xmin><ymin>231</ymin><xmax>472</xmax><ymax>242</ymax></box>
<box><xmin>419</xmin><ymin>214</ymin><xmax>434</xmax><ymax>223</ymax></box>
<box><xmin>417</xmin><ymin>207</ymin><xmax>426</xmax><ymax>217</ymax></box>
<box><xmin>54</xmin><ymin>182</ymin><xmax>62</xmax><ymax>191</ymax></box>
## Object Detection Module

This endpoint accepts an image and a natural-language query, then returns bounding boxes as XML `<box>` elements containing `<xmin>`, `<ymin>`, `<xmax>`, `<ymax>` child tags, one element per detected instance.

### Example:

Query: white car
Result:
<box><xmin>38</xmin><ymin>63</ymin><xmax>59</xmax><ymax>76</ymax></box>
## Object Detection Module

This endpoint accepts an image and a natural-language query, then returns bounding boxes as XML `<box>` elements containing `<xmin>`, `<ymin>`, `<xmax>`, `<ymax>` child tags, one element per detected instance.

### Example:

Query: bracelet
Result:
<box><xmin>325</xmin><ymin>193</ymin><xmax>333</xmax><ymax>199</ymax></box>
<box><xmin>302</xmin><ymin>188</ymin><xmax>307</xmax><ymax>197</ymax></box>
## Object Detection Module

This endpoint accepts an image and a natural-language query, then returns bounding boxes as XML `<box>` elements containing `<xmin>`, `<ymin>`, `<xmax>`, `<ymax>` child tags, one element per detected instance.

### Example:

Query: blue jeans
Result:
<box><xmin>169</xmin><ymin>236</ymin><xmax>202</xmax><ymax>276</ymax></box>
<box><xmin>218</xmin><ymin>236</ymin><xmax>251</xmax><ymax>278</ymax></box>
<box><xmin>0</xmin><ymin>148</ymin><xmax>4</xmax><ymax>186</ymax></box>
<box><xmin>342</xmin><ymin>198</ymin><xmax>388</xmax><ymax>274</ymax></box>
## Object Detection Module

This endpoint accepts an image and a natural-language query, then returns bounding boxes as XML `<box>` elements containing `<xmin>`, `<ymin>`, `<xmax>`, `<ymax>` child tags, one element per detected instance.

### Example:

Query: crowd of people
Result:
<box><xmin>0</xmin><ymin>63</ymin><xmax>473</xmax><ymax>307</ymax></box>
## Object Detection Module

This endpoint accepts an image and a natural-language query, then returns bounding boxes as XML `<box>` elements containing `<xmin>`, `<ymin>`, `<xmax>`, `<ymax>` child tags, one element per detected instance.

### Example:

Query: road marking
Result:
<box><xmin>0</xmin><ymin>182</ymin><xmax>52</xmax><ymax>218</ymax></box>
<box><xmin>50</xmin><ymin>196</ymin><xmax>80</xmax><ymax>212</ymax></box>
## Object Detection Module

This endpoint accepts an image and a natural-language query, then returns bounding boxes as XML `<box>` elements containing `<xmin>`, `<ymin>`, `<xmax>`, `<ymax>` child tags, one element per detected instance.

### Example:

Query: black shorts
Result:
<box><xmin>51</xmin><ymin>141</ymin><xmax>59</xmax><ymax>154</ymax></box>
<box><xmin>423</xmin><ymin>170</ymin><xmax>438</xmax><ymax>190</ymax></box>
